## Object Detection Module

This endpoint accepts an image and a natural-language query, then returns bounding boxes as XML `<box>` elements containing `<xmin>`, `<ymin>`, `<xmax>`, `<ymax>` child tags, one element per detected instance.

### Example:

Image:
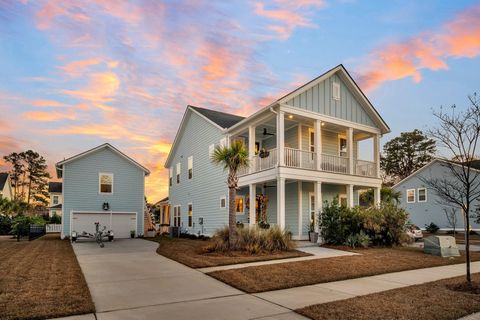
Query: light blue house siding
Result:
<box><xmin>285</xmin><ymin>73</ymin><xmax>376</xmax><ymax>127</ymax></box>
<box><xmin>62</xmin><ymin>147</ymin><xmax>145</xmax><ymax>237</ymax></box>
<box><xmin>394</xmin><ymin>160</ymin><xmax>480</xmax><ymax>230</ymax></box>
<box><xmin>168</xmin><ymin>110</ymin><xmax>230</xmax><ymax>235</ymax></box>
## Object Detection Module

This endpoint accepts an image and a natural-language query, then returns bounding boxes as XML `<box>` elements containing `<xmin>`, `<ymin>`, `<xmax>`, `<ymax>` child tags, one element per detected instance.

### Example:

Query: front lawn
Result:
<box><xmin>151</xmin><ymin>237</ymin><xmax>310</xmax><ymax>268</ymax></box>
<box><xmin>0</xmin><ymin>234</ymin><xmax>95</xmax><ymax>320</ymax></box>
<box><xmin>296</xmin><ymin>274</ymin><xmax>480</xmax><ymax>320</ymax></box>
<box><xmin>208</xmin><ymin>247</ymin><xmax>480</xmax><ymax>293</ymax></box>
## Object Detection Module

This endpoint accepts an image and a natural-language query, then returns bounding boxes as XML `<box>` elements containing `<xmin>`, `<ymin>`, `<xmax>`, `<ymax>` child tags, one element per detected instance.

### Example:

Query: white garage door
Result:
<box><xmin>71</xmin><ymin>212</ymin><xmax>137</xmax><ymax>239</ymax></box>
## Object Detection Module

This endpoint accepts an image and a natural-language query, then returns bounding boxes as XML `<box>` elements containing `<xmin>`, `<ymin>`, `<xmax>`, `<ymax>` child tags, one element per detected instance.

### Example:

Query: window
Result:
<box><xmin>309</xmin><ymin>129</ymin><xmax>315</xmax><ymax>152</ymax></box>
<box><xmin>99</xmin><ymin>173</ymin><xmax>113</xmax><ymax>194</ymax></box>
<box><xmin>220</xmin><ymin>196</ymin><xmax>226</xmax><ymax>209</ymax></box>
<box><xmin>309</xmin><ymin>193</ymin><xmax>315</xmax><ymax>223</ymax></box>
<box><xmin>188</xmin><ymin>156</ymin><xmax>193</xmax><ymax>179</ymax></box>
<box><xmin>418</xmin><ymin>188</ymin><xmax>427</xmax><ymax>202</ymax></box>
<box><xmin>169</xmin><ymin>168</ymin><xmax>173</xmax><ymax>187</ymax></box>
<box><xmin>188</xmin><ymin>204</ymin><xmax>193</xmax><ymax>227</ymax></box>
<box><xmin>53</xmin><ymin>195</ymin><xmax>59</xmax><ymax>205</ymax></box>
<box><xmin>209</xmin><ymin>144</ymin><xmax>215</xmax><ymax>158</ymax></box>
<box><xmin>332</xmin><ymin>82</ymin><xmax>340</xmax><ymax>100</ymax></box>
<box><xmin>176</xmin><ymin>163</ymin><xmax>181</xmax><ymax>184</ymax></box>
<box><xmin>235</xmin><ymin>196</ymin><xmax>244</xmax><ymax>214</ymax></box>
<box><xmin>339</xmin><ymin>137</ymin><xmax>347</xmax><ymax>157</ymax></box>
<box><xmin>406</xmin><ymin>189</ymin><xmax>415</xmax><ymax>203</ymax></box>
<box><xmin>173</xmin><ymin>206</ymin><xmax>181</xmax><ymax>227</ymax></box>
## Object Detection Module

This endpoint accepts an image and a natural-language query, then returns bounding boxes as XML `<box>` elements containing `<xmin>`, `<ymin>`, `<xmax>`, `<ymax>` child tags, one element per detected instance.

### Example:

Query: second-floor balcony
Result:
<box><xmin>238</xmin><ymin>147</ymin><xmax>377</xmax><ymax>178</ymax></box>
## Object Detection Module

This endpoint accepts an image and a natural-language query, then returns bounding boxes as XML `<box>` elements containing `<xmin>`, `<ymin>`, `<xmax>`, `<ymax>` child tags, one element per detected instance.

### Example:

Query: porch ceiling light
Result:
<box><xmin>321</xmin><ymin>122</ymin><xmax>325</xmax><ymax>126</ymax></box>
<box><xmin>288</xmin><ymin>114</ymin><xmax>293</xmax><ymax>119</ymax></box>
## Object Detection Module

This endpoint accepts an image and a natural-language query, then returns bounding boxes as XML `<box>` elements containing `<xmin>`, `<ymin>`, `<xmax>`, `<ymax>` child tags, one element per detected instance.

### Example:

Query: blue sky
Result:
<box><xmin>0</xmin><ymin>0</ymin><xmax>479</xmax><ymax>200</ymax></box>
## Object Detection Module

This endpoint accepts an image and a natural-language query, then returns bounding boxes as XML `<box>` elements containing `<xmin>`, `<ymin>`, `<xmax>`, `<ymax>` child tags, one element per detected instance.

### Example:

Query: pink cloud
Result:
<box><xmin>23</xmin><ymin>110</ymin><xmax>77</xmax><ymax>122</ymax></box>
<box><xmin>59</xmin><ymin>58</ymin><xmax>102</xmax><ymax>77</ymax></box>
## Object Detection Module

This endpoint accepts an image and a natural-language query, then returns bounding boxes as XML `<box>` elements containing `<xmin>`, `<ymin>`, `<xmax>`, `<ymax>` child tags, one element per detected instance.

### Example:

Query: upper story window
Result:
<box><xmin>99</xmin><ymin>173</ymin><xmax>113</xmax><ymax>194</ymax></box>
<box><xmin>332</xmin><ymin>82</ymin><xmax>340</xmax><ymax>100</ymax></box>
<box><xmin>53</xmin><ymin>195</ymin><xmax>59</xmax><ymax>205</ymax></box>
<box><xmin>406</xmin><ymin>189</ymin><xmax>415</xmax><ymax>203</ymax></box>
<box><xmin>176</xmin><ymin>163</ymin><xmax>181</xmax><ymax>184</ymax></box>
<box><xmin>418</xmin><ymin>188</ymin><xmax>427</xmax><ymax>202</ymax></box>
<box><xmin>169</xmin><ymin>168</ymin><xmax>173</xmax><ymax>187</ymax></box>
<box><xmin>188</xmin><ymin>204</ymin><xmax>193</xmax><ymax>227</ymax></box>
<box><xmin>188</xmin><ymin>156</ymin><xmax>193</xmax><ymax>179</ymax></box>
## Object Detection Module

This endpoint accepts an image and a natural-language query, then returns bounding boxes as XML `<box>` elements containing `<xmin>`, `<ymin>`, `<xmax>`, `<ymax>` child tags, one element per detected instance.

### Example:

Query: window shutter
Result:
<box><xmin>332</xmin><ymin>82</ymin><xmax>340</xmax><ymax>100</ymax></box>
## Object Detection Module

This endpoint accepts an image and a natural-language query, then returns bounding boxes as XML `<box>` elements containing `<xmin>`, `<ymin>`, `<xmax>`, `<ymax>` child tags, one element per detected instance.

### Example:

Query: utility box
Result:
<box><xmin>424</xmin><ymin>236</ymin><xmax>460</xmax><ymax>257</ymax></box>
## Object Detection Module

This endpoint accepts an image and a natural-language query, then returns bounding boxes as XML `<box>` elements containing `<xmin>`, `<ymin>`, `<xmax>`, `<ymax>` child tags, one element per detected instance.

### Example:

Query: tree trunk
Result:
<box><xmin>464</xmin><ymin>208</ymin><xmax>471</xmax><ymax>284</ymax></box>
<box><xmin>27</xmin><ymin>178</ymin><xmax>32</xmax><ymax>204</ymax></box>
<box><xmin>228</xmin><ymin>186</ymin><xmax>237</xmax><ymax>248</ymax></box>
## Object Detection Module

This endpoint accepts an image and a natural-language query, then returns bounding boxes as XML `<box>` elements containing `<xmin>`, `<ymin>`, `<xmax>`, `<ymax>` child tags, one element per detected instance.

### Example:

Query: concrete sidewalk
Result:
<box><xmin>254</xmin><ymin>261</ymin><xmax>480</xmax><ymax>309</ymax></box>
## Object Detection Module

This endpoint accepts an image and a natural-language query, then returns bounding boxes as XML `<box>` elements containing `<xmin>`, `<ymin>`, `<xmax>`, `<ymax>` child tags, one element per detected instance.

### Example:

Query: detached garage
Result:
<box><xmin>55</xmin><ymin>143</ymin><xmax>150</xmax><ymax>239</ymax></box>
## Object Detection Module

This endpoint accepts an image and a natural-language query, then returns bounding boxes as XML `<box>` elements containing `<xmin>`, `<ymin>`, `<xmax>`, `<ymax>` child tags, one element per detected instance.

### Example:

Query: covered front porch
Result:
<box><xmin>235</xmin><ymin>178</ymin><xmax>381</xmax><ymax>240</ymax></box>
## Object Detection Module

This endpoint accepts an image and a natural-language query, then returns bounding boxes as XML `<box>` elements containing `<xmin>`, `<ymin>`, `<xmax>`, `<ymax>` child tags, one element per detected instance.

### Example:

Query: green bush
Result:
<box><xmin>425</xmin><ymin>222</ymin><xmax>440</xmax><ymax>233</ymax></box>
<box><xmin>49</xmin><ymin>213</ymin><xmax>61</xmax><ymax>224</ymax></box>
<box><xmin>205</xmin><ymin>225</ymin><xmax>294</xmax><ymax>253</ymax></box>
<box><xmin>320</xmin><ymin>200</ymin><xmax>409</xmax><ymax>247</ymax></box>
<box><xmin>0</xmin><ymin>215</ymin><xmax>12</xmax><ymax>235</ymax></box>
<box><xmin>10</xmin><ymin>215</ymin><xmax>46</xmax><ymax>237</ymax></box>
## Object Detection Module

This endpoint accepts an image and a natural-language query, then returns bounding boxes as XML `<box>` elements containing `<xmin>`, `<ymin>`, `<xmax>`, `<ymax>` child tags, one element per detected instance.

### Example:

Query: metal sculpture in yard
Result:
<box><xmin>71</xmin><ymin>222</ymin><xmax>114</xmax><ymax>248</ymax></box>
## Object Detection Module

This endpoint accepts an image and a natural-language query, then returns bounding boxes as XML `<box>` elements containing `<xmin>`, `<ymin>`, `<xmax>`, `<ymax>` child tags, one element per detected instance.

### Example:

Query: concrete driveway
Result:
<box><xmin>72</xmin><ymin>239</ymin><xmax>306</xmax><ymax>320</ymax></box>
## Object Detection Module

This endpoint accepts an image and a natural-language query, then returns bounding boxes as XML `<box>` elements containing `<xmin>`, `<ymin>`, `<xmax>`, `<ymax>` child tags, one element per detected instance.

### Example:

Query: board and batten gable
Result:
<box><xmin>167</xmin><ymin>109</ymin><xmax>230</xmax><ymax>235</ymax></box>
<box><xmin>285</xmin><ymin>72</ymin><xmax>377</xmax><ymax>128</ymax></box>
<box><xmin>394</xmin><ymin>160</ymin><xmax>480</xmax><ymax>230</ymax></box>
<box><xmin>61</xmin><ymin>147</ymin><xmax>145</xmax><ymax>237</ymax></box>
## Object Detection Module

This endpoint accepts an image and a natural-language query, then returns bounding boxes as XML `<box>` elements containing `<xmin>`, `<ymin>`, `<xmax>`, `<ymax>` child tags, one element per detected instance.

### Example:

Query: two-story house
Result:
<box><xmin>48</xmin><ymin>182</ymin><xmax>63</xmax><ymax>217</ymax></box>
<box><xmin>0</xmin><ymin>173</ymin><xmax>13</xmax><ymax>200</ymax></box>
<box><xmin>56</xmin><ymin>143</ymin><xmax>150</xmax><ymax>239</ymax></box>
<box><xmin>165</xmin><ymin>65</ymin><xmax>390</xmax><ymax>239</ymax></box>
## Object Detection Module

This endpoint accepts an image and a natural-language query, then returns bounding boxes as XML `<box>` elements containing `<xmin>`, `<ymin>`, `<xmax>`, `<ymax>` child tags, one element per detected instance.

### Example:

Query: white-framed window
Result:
<box><xmin>406</xmin><ymin>189</ymin><xmax>415</xmax><ymax>203</ymax></box>
<box><xmin>99</xmin><ymin>173</ymin><xmax>113</xmax><ymax>194</ymax></box>
<box><xmin>235</xmin><ymin>196</ymin><xmax>244</xmax><ymax>214</ymax></box>
<box><xmin>173</xmin><ymin>206</ymin><xmax>181</xmax><ymax>227</ymax></box>
<box><xmin>338</xmin><ymin>135</ymin><xmax>347</xmax><ymax>157</ymax></box>
<box><xmin>188</xmin><ymin>156</ymin><xmax>193</xmax><ymax>179</ymax></box>
<box><xmin>209</xmin><ymin>144</ymin><xmax>215</xmax><ymax>158</ymax></box>
<box><xmin>332</xmin><ymin>82</ymin><xmax>340</xmax><ymax>100</ymax></box>
<box><xmin>418</xmin><ymin>188</ymin><xmax>427</xmax><ymax>202</ymax></box>
<box><xmin>53</xmin><ymin>195</ymin><xmax>59</xmax><ymax>205</ymax></box>
<box><xmin>309</xmin><ymin>193</ymin><xmax>315</xmax><ymax>223</ymax></box>
<box><xmin>308</xmin><ymin>128</ymin><xmax>315</xmax><ymax>152</ymax></box>
<box><xmin>220</xmin><ymin>196</ymin><xmax>226</xmax><ymax>209</ymax></box>
<box><xmin>176</xmin><ymin>162</ymin><xmax>181</xmax><ymax>184</ymax></box>
<box><xmin>169</xmin><ymin>167</ymin><xmax>173</xmax><ymax>187</ymax></box>
<box><xmin>188</xmin><ymin>203</ymin><xmax>193</xmax><ymax>227</ymax></box>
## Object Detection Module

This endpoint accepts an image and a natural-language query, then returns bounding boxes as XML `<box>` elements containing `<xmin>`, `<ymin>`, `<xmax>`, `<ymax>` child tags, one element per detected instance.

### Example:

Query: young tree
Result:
<box><xmin>421</xmin><ymin>93</ymin><xmax>480</xmax><ymax>285</ymax></box>
<box><xmin>212</xmin><ymin>140</ymin><xmax>249</xmax><ymax>246</ymax></box>
<box><xmin>381</xmin><ymin>129</ymin><xmax>436</xmax><ymax>183</ymax></box>
<box><xmin>443</xmin><ymin>207</ymin><xmax>458</xmax><ymax>236</ymax></box>
<box><xmin>3</xmin><ymin>152</ymin><xmax>25</xmax><ymax>200</ymax></box>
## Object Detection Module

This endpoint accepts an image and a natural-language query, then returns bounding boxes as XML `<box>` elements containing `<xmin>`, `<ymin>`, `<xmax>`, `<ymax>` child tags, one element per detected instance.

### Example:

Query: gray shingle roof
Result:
<box><xmin>0</xmin><ymin>173</ymin><xmax>8</xmax><ymax>190</ymax></box>
<box><xmin>190</xmin><ymin>106</ymin><xmax>244</xmax><ymax>129</ymax></box>
<box><xmin>48</xmin><ymin>182</ymin><xmax>62</xmax><ymax>193</ymax></box>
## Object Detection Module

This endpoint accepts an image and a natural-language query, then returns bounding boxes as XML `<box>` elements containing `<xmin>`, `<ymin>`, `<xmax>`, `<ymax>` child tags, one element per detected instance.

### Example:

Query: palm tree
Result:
<box><xmin>212</xmin><ymin>140</ymin><xmax>249</xmax><ymax>246</ymax></box>
<box><xmin>360</xmin><ymin>187</ymin><xmax>401</xmax><ymax>206</ymax></box>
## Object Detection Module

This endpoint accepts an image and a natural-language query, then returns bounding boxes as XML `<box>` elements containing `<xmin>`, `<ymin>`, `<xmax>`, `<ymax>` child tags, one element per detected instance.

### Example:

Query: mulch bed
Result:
<box><xmin>0</xmin><ymin>234</ymin><xmax>95</xmax><ymax>320</ymax></box>
<box><xmin>296</xmin><ymin>274</ymin><xmax>480</xmax><ymax>320</ymax></box>
<box><xmin>150</xmin><ymin>237</ymin><xmax>311</xmax><ymax>268</ymax></box>
<box><xmin>208</xmin><ymin>246</ymin><xmax>480</xmax><ymax>293</ymax></box>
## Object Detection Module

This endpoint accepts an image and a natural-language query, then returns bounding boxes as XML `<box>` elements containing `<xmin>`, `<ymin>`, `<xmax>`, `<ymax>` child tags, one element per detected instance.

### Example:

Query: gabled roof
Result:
<box><xmin>0</xmin><ymin>173</ymin><xmax>8</xmax><ymax>190</ymax></box>
<box><xmin>56</xmin><ymin>143</ymin><xmax>150</xmax><ymax>178</ymax></box>
<box><xmin>190</xmin><ymin>106</ymin><xmax>244</xmax><ymax>129</ymax></box>
<box><xmin>48</xmin><ymin>182</ymin><xmax>62</xmax><ymax>193</ymax></box>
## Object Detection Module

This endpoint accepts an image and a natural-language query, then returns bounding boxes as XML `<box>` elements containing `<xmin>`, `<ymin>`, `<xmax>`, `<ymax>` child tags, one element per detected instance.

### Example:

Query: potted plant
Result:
<box><xmin>309</xmin><ymin>221</ymin><xmax>318</xmax><ymax>243</ymax></box>
<box><xmin>130</xmin><ymin>230</ymin><xmax>135</xmax><ymax>238</ymax></box>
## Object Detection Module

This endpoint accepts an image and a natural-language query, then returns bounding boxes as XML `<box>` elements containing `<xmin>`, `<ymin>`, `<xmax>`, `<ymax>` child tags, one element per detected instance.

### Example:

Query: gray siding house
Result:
<box><xmin>56</xmin><ymin>143</ymin><xmax>150</xmax><ymax>239</ymax></box>
<box><xmin>165</xmin><ymin>64</ymin><xmax>390</xmax><ymax>239</ymax></box>
<box><xmin>393</xmin><ymin>159</ymin><xmax>480</xmax><ymax>231</ymax></box>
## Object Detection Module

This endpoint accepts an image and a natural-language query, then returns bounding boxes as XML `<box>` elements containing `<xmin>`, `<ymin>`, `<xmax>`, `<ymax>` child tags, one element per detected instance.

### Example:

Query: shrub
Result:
<box><xmin>425</xmin><ymin>222</ymin><xmax>440</xmax><ymax>233</ymax></box>
<box><xmin>344</xmin><ymin>231</ymin><xmax>370</xmax><ymax>249</ymax></box>
<box><xmin>49</xmin><ymin>213</ymin><xmax>61</xmax><ymax>224</ymax></box>
<box><xmin>0</xmin><ymin>215</ymin><xmax>12</xmax><ymax>235</ymax></box>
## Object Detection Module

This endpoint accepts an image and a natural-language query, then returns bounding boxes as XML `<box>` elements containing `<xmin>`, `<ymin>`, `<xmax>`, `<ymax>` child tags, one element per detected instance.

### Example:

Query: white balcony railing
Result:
<box><xmin>321</xmin><ymin>154</ymin><xmax>349</xmax><ymax>174</ymax></box>
<box><xmin>285</xmin><ymin>147</ymin><xmax>316</xmax><ymax>170</ymax></box>
<box><xmin>354</xmin><ymin>159</ymin><xmax>376</xmax><ymax>177</ymax></box>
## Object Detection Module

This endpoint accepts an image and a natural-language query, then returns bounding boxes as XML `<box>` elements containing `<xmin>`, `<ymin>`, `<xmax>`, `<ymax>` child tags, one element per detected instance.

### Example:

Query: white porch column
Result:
<box><xmin>374</xmin><ymin>186</ymin><xmax>381</xmax><ymax>207</ymax></box>
<box><xmin>249</xmin><ymin>184</ymin><xmax>256</xmax><ymax>226</ymax></box>
<box><xmin>277</xmin><ymin>111</ymin><xmax>285</xmax><ymax>166</ymax></box>
<box><xmin>248</xmin><ymin>125</ymin><xmax>256</xmax><ymax>173</ymax></box>
<box><xmin>374</xmin><ymin>134</ymin><xmax>381</xmax><ymax>178</ymax></box>
<box><xmin>314</xmin><ymin>181</ymin><xmax>322</xmax><ymax>233</ymax></box>
<box><xmin>347</xmin><ymin>127</ymin><xmax>354</xmax><ymax>175</ymax></box>
<box><xmin>277</xmin><ymin>177</ymin><xmax>286</xmax><ymax>229</ymax></box>
<box><xmin>297</xmin><ymin>181</ymin><xmax>303</xmax><ymax>238</ymax></box>
<box><xmin>347</xmin><ymin>184</ymin><xmax>354</xmax><ymax>208</ymax></box>
<box><xmin>315</xmin><ymin>119</ymin><xmax>322</xmax><ymax>170</ymax></box>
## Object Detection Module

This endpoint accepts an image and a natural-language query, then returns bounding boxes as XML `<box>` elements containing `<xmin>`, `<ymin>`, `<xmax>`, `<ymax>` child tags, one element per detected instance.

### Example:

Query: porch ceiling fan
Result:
<box><xmin>263</xmin><ymin>128</ymin><xmax>275</xmax><ymax>136</ymax></box>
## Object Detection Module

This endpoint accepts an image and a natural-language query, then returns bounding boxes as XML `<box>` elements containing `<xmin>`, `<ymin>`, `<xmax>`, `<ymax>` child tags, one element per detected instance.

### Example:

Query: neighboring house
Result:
<box><xmin>0</xmin><ymin>172</ymin><xmax>13</xmax><ymax>200</ymax></box>
<box><xmin>55</xmin><ymin>143</ymin><xmax>150</xmax><ymax>239</ymax></box>
<box><xmin>154</xmin><ymin>196</ymin><xmax>170</xmax><ymax>233</ymax></box>
<box><xmin>48</xmin><ymin>182</ymin><xmax>63</xmax><ymax>217</ymax></box>
<box><xmin>165</xmin><ymin>64</ymin><xmax>390</xmax><ymax>239</ymax></box>
<box><xmin>393</xmin><ymin>159</ymin><xmax>480</xmax><ymax>231</ymax></box>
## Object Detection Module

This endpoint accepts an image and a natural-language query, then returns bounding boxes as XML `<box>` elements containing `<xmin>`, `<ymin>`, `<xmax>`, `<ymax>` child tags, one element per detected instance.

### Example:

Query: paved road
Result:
<box><xmin>68</xmin><ymin>239</ymin><xmax>306</xmax><ymax>320</ymax></box>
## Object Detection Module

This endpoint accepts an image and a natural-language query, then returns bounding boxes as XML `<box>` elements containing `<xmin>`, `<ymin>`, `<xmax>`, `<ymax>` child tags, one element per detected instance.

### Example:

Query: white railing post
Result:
<box><xmin>347</xmin><ymin>127</ymin><xmax>354</xmax><ymax>175</ymax></box>
<box><xmin>315</xmin><ymin>120</ymin><xmax>322</xmax><ymax>171</ymax></box>
<box><xmin>277</xmin><ymin>111</ymin><xmax>285</xmax><ymax>166</ymax></box>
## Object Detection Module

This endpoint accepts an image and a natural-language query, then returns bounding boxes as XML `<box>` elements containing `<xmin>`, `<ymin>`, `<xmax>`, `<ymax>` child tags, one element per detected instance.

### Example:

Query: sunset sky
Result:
<box><xmin>1</xmin><ymin>0</ymin><xmax>480</xmax><ymax>202</ymax></box>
